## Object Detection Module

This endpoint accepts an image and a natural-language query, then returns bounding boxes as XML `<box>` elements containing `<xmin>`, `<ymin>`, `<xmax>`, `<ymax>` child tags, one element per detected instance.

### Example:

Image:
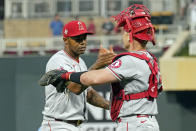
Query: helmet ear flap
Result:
<box><xmin>125</xmin><ymin>18</ymin><xmax>134</xmax><ymax>44</ymax></box>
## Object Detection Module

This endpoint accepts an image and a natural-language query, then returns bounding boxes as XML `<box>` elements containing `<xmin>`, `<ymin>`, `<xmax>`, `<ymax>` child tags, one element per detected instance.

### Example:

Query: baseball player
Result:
<box><xmin>39</xmin><ymin>4</ymin><xmax>163</xmax><ymax>131</ymax></box>
<box><xmin>40</xmin><ymin>20</ymin><xmax>115</xmax><ymax>131</ymax></box>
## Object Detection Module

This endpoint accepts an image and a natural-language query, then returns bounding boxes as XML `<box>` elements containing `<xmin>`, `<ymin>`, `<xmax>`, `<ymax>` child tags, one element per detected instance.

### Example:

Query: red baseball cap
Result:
<box><xmin>63</xmin><ymin>20</ymin><xmax>93</xmax><ymax>38</ymax></box>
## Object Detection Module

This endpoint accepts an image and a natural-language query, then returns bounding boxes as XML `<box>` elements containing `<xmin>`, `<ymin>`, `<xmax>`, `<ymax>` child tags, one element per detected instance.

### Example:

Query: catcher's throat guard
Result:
<box><xmin>112</xmin><ymin>4</ymin><xmax>156</xmax><ymax>45</ymax></box>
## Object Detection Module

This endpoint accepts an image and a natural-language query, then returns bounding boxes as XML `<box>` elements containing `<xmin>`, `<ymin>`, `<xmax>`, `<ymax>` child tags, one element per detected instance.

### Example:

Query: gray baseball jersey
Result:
<box><xmin>107</xmin><ymin>51</ymin><xmax>162</xmax><ymax>117</ymax></box>
<box><xmin>42</xmin><ymin>50</ymin><xmax>89</xmax><ymax>121</ymax></box>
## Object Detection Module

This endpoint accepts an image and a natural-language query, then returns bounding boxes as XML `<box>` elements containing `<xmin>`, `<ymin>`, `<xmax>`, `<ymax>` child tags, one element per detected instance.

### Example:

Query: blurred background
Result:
<box><xmin>0</xmin><ymin>0</ymin><xmax>196</xmax><ymax>131</ymax></box>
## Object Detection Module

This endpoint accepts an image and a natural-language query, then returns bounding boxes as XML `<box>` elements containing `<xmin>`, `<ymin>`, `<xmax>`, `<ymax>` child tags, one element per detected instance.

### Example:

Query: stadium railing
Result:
<box><xmin>0</xmin><ymin>25</ymin><xmax>182</xmax><ymax>57</ymax></box>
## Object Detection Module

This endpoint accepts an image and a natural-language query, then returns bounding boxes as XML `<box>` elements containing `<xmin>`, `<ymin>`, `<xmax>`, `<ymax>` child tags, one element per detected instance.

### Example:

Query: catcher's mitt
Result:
<box><xmin>38</xmin><ymin>69</ymin><xmax>68</xmax><ymax>92</ymax></box>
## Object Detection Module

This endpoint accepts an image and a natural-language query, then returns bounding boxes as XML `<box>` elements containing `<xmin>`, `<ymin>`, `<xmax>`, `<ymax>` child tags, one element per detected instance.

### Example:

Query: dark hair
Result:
<box><xmin>135</xmin><ymin>38</ymin><xmax>148</xmax><ymax>45</ymax></box>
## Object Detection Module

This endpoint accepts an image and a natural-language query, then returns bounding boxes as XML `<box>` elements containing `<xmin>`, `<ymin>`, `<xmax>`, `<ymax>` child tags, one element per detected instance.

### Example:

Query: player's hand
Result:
<box><xmin>98</xmin><ymin>44</ymin><xmax>113</xmax><ymax>54</ymax></box>
<box><xmin>38</xmin><ymin>69</ymin><xmax>69</xmax><ymax>92</ymax></box>
<box><xmin>97</xmin><ymin>44</ymin><xmax>116</xmax><ymax>66</ymax></box>
<box><xmin>89</xmin><ymin>44</ymin><xmax>117</xmax><ymax>70</ymax></box>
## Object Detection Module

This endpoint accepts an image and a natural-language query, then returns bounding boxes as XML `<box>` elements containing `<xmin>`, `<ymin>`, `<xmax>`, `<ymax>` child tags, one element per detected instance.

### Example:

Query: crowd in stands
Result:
<box><xmin>49</xmin><ymin>0</ymin><xmax>196</xmax><ymax>37</ymax></box>
<box><xmin>40</xmin><ymin>0</ymin><xmax>196</xmax><ymax>38</ymax></box>
<box><xmin>45</xmin><ymin>0</ymin><xmax>196</xmax><ymax>55</ymax></box>
<box><xmin>3</xmin><ymin>1</ymin><xmax>196</xmax><ymax>56</ymax></box>
<box><xmin>50</xmin><ymin>14</ymin><xmax>64</xmax><ymax>37</ymax></box>
<box><xmin>49</xmin><ymin>14</ymin><xmax>122</xmax><ymax>38</ymax></box>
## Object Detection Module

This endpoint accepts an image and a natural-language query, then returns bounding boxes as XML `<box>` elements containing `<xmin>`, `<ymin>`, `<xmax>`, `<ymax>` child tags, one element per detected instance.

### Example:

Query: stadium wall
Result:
<box><xmin>0</xmin><ymin>55</ymin><xmax>196</xmax><ymax>131</ymax></box>
<box><xmin>160</xmin><ymin>31</ymin><xmax>196</xmax><ymax>90</ymax></box>
<box><xmin>4</xmin><ymin>17</ymin><xmax>106</xmax><ymax>38</ymax></box>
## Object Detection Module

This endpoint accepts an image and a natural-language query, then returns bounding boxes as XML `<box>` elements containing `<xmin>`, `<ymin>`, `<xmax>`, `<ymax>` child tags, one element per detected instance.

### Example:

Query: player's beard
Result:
<box><xmin>77</xmin><ymin>47</ymin><xmax>86</xmax><ymax>54</ymax></box>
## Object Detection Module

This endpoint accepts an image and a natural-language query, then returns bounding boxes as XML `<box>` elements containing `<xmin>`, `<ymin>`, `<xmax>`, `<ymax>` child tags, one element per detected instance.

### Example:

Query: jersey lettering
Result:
<box><xmin>109</xmin><ymin>59</ymin><xmax>122</xmax><ymax>68</ymax></box>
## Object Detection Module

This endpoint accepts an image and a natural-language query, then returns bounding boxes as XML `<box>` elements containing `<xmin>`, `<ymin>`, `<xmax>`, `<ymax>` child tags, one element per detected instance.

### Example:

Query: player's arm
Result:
<box><xmin>86</xmin><ymin>88</ymin><xmax>109</xmax><ymax>110</ymax></box>
<box><xmin>80</xmin><ymin>68</ymin><xmax>118</xmax><ymax>86</ymax></box>
<box><xmin>66</xmin><ymin>82</ymin><xmax>87</xmax><ymax>95</ymax></box>
<box><xmin>64</xmin><ymin>46</ymin><xmax>116</xmax><ymax>94</ymax></box>
<box><xmin>39</xmin><ymin>46</ymin><xmax>116</xmax><ymax>94</ymax></box>
<box><xmin>65</xmin><ymin>67</ymin><xmax>116</xmax><ymax>94</ymax></box>
<box><xmin>65</xmin><ymin>68</ymin><xmax>118</xmax><ymax>94</ymax></box>
<box><xmin>39</xmin><ymin>67</ymin><xmax>118</xmax><ymax>94</ymax></box>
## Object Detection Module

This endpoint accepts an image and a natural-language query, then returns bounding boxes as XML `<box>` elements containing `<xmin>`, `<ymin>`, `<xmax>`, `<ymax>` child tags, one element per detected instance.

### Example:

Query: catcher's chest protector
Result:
<box><xmin>110</xmin><ymin>52</ymin><xmax>162</xmax><ymax>121</ymax></box>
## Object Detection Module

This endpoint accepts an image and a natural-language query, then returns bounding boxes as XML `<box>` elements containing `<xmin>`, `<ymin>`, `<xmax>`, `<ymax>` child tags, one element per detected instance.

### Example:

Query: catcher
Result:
<box><xmin>39</xmin><ymin>4</ymin><xmax>163</xmax><ymax>131</ymax></box>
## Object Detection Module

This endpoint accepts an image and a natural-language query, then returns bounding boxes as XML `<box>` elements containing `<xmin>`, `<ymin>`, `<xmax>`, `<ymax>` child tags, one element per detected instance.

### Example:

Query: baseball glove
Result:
<box><xmin>38</xmin><ymin>70</ymin><xmax>68</xmax><ymax>92</ymax></box>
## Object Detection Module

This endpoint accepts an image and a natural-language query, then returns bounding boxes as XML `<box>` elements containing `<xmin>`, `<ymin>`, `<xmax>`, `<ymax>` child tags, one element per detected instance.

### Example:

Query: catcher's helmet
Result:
<box><xmin>113</xmin><ymin>4</ymin><xmax>156</xmax><ymax>45</ymax></box>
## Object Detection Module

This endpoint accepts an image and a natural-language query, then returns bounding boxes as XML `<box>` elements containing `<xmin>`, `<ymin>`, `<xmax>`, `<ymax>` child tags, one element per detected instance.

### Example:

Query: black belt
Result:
<box><xmin>55</xmin><ymin>119</ymin><xmax>83</xmax><ymax>126</ymax></box>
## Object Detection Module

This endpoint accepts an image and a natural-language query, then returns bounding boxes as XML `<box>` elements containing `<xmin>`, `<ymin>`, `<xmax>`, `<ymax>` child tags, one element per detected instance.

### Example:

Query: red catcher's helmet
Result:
<box><xmin>113</xmin><ymin>4</ymin><xmax>156</xmax><ymax>45</ymax></box>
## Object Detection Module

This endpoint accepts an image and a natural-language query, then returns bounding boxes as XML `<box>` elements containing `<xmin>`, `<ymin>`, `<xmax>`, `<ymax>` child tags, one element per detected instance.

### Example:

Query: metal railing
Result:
<box><xmin>0</xmin><ymin>25</ymin><xmax>182</xmax><ymax>57</ymax></box>
<box><xmin>0</xmin><ymin>36</ymin><xmax>122</xmax><ymax>56</ymax></box>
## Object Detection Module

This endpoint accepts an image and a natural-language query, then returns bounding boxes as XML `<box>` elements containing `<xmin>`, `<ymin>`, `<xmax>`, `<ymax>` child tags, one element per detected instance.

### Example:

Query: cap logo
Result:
<box><xmin>78</xmin><ymin>22</ymin><xmax>84</xmax><ymax>30</ymax></box>
<box><xmin>64</xmin><ymin>29</ymin><xmax>68</xmax><ymax>35</ymax></box>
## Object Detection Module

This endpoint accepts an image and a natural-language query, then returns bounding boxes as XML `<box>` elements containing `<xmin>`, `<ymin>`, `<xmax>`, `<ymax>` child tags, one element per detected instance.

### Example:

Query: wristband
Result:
<box><xmin>69</xmin><ymin>71</ymin><xmax>87</xmax><ymax>84</ymax></box>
